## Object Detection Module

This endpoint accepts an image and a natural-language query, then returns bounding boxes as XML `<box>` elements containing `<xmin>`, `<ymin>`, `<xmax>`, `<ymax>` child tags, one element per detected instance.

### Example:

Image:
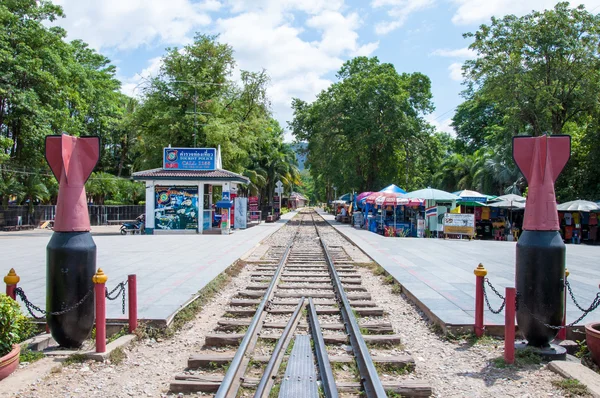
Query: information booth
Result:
<box><xmin>133</xmin><ymin>147</ymin><xmax>249</xmax><ymax>234</ymax></box>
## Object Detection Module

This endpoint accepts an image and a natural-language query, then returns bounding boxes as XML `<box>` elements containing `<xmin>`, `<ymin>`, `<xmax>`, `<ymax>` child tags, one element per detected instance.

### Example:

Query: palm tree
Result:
<box><xmin>19</xmin><ymin>174</ymin><xmax>50</xmax><ymax>224</ymax></box>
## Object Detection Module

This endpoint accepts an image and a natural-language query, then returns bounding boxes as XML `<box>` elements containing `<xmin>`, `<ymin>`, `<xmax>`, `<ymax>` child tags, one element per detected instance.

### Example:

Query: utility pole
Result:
<box><xmin>172</xmin><ymin>80</ymin><xmax>225</xmax><ymax>147</ymax></box>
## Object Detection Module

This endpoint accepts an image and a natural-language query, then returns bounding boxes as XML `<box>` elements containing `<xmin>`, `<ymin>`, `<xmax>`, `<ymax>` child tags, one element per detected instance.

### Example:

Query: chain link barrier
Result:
<box><xmin>483</xmin><ymin>278</ymin><xmax>506</xmax><ymax>314</ymax></box>
<box><xmin>14</xmin><ymin>287</ymin><xmax>93</xmax><ymax>320</ymax></box>
<box><xmin>516</xmin><ymin>281</ymin><xmax>600</xmax><ymax>332</ymax></box>
<box><xmin>105</xmin><ymin>280</ymin><xmax>128</xmax><ymax>314</ymax></box>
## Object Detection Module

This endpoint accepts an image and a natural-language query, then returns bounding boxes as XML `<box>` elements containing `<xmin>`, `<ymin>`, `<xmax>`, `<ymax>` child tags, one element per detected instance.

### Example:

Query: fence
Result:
<box><xmin>0</xmin><ymin>205</ymin><xmax>145</xmax><ymax>227</ymax></box>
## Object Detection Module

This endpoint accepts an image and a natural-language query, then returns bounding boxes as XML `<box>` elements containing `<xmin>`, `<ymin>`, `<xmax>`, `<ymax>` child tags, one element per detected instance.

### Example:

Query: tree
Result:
<box><xmin>463</xmin><ymin>2</ymin><xmax>600</xmax><ymax>136</ymax></box>
<box><xmin>291</xmin><ymin>56</ymin><xmax>438</xmax><ymax>200</ymax></box>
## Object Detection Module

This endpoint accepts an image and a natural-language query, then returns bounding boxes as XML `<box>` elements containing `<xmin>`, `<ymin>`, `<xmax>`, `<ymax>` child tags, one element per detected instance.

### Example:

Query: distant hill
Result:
<box><xmin>290</xmin><ymin>142</ymin><xmax>308</xmax><ymax>171</ymax></box>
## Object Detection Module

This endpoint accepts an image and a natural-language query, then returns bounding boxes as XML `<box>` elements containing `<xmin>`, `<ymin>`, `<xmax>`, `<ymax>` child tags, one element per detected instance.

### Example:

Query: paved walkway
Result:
<box><xmin>2</xmin><ymin>213</ymin><xmax>295</xmax><ymax>323</ymax></box>
<box><xmin>319</xmin><ymin>211</ymin><xmax>600</xmax><ymax>329</ymax></box>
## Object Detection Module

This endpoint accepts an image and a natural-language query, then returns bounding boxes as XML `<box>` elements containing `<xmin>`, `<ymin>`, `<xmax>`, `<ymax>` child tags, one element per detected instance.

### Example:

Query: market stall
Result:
<box><xmin>404</xmin><ymin>188</ymin><xmax>459</xmax><ymax>237</ymax></box>
<box><xmin>557</xmin><ymin>200</ymin><xmax>600</xmax><ymax>244</ymax></box>
<box><xmin>364</xmin><ymin>192</ymin><xmax>424</xmax><ymax>237</ymax></box>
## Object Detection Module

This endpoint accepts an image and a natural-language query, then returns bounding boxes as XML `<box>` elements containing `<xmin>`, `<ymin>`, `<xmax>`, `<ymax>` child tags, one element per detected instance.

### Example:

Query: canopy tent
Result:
<box><xmin>453</xmin><ymin>189</ymin><xmax>489</xmax><ymax>203</ymax></box>
<box><xmin>488</xmin><ymin>200</ymin><xmax>525</xmax><ymax>209</ymax></box>
<box><xmin>488</xmin><ymin>194</ymin><xmax>526</xmax><ymax>203</ymax></box>
<box><xmin>365</xmin><ymin>191</ymin><xmax>423</xmax><ymax>234</ymax></box>
<box><xmin>488</xmin><ymin>194</ymin><xmax>526</xmax><ymax>210</ymax></box>
<box><xmin>379</xmin><ymin>184</ymin><xmax>406</xmax><ymax>194</ymax></box>
<box><xmin>457</xmin><ymin>200</ymin><xmax>487</xmax><ymax>207</ymax></box>
<box><xmin>338</xmin><ymin>193</ymin><xmax>352</xmax><ymax>202</ymax></box>
<box><xmin>356</xmin><ymin>191</ymin><xmax>374</xmax><ymax>202</ymax></box>
<box><xmin>557</xmin><ymin>200</ymin><xmax>600</xmax><ymax>212</ymax></box>
<box><xmin>404</xmin><ymin>188</ymin><xmax>459</xmax><ymax>201</ymax></box>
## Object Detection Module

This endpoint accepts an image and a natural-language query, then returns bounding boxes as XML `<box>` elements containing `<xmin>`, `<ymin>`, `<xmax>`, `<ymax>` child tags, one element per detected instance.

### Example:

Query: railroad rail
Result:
<box><xmin>169</xmin><ymin>209</ymin><xmax>432</xmax><ymax>397</ymax></box>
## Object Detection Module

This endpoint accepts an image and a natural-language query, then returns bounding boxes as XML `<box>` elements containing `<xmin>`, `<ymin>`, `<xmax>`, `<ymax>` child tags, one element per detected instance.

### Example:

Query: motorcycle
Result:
<box><xmin>120</xmin><ymin>214</ymin><xmax>145</xmax><ymax>235</ymax></box>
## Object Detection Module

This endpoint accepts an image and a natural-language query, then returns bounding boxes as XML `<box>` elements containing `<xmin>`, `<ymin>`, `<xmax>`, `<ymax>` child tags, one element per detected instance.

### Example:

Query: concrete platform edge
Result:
<box><xmin>548</xmin><ymin>360</ymin><xmax>600</xmax><ymax>398</ymax></box>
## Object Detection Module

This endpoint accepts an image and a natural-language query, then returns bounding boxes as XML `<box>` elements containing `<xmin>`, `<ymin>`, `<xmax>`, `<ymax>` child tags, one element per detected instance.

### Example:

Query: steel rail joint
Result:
<box><xmin>215</xmin><ymin>219</ymin><xmax>301</xmax><ymax>398</ymax></box>
<box><xmin>308</xmin><ymin>297</ymin><xmax>339</xmax><ymax>398</ymax></box>
<box><xmin>312</xmin><ymin>214</ymin><xmax>387</xmax><ymax>398</ymax></box>
<box><xmin>255</xmin><ymin>297</ymin><xmax>306</xmax><ymax>397</ymax></box>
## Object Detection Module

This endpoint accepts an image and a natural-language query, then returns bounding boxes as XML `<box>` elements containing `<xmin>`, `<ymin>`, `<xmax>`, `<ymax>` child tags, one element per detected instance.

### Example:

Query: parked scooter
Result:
<box><xmin>120</xmin><ymin>214</ymin><xmax>145</xmax><ymax>235</ymax></box>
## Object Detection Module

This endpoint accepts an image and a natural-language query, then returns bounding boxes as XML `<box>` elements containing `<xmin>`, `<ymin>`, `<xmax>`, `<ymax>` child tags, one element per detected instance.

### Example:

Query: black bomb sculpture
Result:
<box><xmin>513</xmin><ymin>135</ymin><xmax>570</xmax><ymax>347</ymax></box>
<box><xmin>45</xmin><ymin>134</ymin><xmax>100</xmax><ymax>347</ymax></box>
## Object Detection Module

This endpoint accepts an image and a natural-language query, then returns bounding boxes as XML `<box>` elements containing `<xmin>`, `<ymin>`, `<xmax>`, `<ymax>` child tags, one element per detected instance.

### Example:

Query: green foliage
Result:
<box><xmin>64</xmin><ymin>353</ymin><xmax>87</xmax><ymax>365</ymax></box>
<box><xmin>551</xmin><ymin>379</ymin><xmax>590</xmax><ymax>396</ymax></box>
<box><xmin>452</xmin><ymin>2</ymin><xmax>600</xmax><ymax>199</ymax></box>
<box><xmin>19</xmin><ymin>348</ymin><xmax>45</xmax><ymax>363</ymax></box>
<box><xmin>108</xmin><ymin>346</ymin><xmax>126</xmax><ymax>365</ymax></box>
<box><xmin>0</xmin><ymin>294</ymin><xmax>34</xmax><ymax>357</ymax></box>
<box><xmin>492</xmin><ymin>347</ymin><xmax>541</xmax><ymax>368</ymax></box>
<box><xmin>291</xmin><ymin>56</ymin><xmax>441</xmax><ymax>200</ymax></box>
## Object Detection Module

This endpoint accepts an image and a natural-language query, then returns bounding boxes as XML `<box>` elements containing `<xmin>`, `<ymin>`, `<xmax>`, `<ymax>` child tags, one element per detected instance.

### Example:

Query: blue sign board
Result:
<box><xmin>222</xmin><ymin>191</ymin><xmax>230</xmax><ymax>201</ymax></box>
<box><xmin>163</xmin><ymin>148</ymin><xmax>216</xmax><ymax>170</ymax></box>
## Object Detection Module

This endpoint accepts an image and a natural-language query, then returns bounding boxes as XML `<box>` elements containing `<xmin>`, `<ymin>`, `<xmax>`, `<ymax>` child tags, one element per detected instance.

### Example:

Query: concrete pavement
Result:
<box><xmin>1</xmin><ymin>213</ymin><xmax>295</xmax><ymax>323</ymax></box>
<box><xmin>319</xmin><ymin>211</ymin><xmax>600</xmax><ymax>333</ymax></box>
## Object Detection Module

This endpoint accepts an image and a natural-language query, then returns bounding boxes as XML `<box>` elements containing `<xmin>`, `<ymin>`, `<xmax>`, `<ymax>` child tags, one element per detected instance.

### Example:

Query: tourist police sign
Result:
<box><xmin>163</xmin><ymin>148</ymin><xmax>216</xmax><ymax>170</ymax></box>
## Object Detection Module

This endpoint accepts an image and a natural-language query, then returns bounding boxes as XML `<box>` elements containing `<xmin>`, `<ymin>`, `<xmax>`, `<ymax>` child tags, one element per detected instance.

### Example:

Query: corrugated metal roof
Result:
<box><xmin>132</xmin><ymin>168</ymin><xmax>249</xmax><ymax>183</ymax></box>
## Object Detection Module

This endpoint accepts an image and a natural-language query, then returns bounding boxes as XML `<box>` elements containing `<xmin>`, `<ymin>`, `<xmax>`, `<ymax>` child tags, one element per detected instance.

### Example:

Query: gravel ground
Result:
<box><xmin>5</xmin><ymin>212</ymin><xmax>570</xmax><ymax>397</ymax></box>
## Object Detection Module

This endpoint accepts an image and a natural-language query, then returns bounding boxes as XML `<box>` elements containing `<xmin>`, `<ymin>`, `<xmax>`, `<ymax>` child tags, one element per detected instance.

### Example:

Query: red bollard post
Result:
<box><xmin>557</xmin><ymin>269</ymin><xmax>569</xmax><ymax>341</ymax></box>
<box><xmin>93</xmin><ymin>269</ymin><xmax>108</xmax><ymax>353</ymax></box>
<box><xmin>504</xmin><ymin>287</ymin><xmax>516</xmax><ymax>365</ymax></box>
<box><xmin>474</xmin><ymin>264</ymin><xmax>488</xmax><ymax>337</ymax></box>
<box><xmin>4</xmin><ymin>268</ymin><xmax>20</xmax><ymax>300</ymax></box>
<box><xmin>128</xmin><ymin>274</ymin><xmax>137</xmax><ymax>333</ymax></box>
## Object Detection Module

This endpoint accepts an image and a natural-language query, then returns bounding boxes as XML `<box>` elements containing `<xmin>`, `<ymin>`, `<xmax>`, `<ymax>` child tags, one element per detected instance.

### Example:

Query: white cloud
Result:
<box><xmin>215</xmin><ymin>3</ymin><xmax>377</xmax><ymax>135</ymax></box>
<box><xmin>120</xmin><ymin>56</ymin><xmax>164</xmax><ymax>98</ymax></box>
<box><xmin>426</xmin><ymin>114</ymin><xmax>455</xmax><ymax>136</ymax></box>
<box><xmin>451</xmin><ymin>0</ymin><xmax>600</xmax><ymax>25</ymax></box>
<box><xmin>53</xmin><ymin>0</ymin><xmax>216</xmax><ymax>50</ymax></box>
<box><xmin>371</xmin><ymin>0</ymin><xmax>436</xmax><ymax>35</ymax></box>
<box><xmin>448</xmin><ymin>62</ymin><xmax>464</xmax><ymax>82</ymax></box>
<box><xmin>430</xmin><ymin>47</ymin><xmax>475</xmax><ymax>58</ymax></box>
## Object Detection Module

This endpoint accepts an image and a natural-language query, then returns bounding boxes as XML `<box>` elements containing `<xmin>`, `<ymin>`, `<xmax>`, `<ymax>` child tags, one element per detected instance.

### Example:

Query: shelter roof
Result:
<box><xmin>132</xmin><ymin>168</ymin><xmax>250</xmax><ymax>184</ymax></box>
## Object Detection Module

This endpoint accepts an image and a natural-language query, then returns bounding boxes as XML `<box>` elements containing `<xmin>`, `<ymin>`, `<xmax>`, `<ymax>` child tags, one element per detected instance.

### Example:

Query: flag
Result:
<box><xmin>425</xmin><ymin>206</ymin><xmax>437</xmax><ymax>218</ymax></box>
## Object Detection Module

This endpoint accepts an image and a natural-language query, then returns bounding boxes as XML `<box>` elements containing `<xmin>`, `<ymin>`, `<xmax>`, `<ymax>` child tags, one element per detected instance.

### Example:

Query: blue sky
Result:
<box><xmin>52</xmin><ymin>0</ymin><xmax>600</xmax><ymax>140</ymax></box>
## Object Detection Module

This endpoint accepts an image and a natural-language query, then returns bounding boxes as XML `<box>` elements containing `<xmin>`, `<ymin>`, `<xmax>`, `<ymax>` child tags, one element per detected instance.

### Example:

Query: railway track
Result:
<box><xmin>169</xmin><ymin>209</ymin><xmax>432</xmax><ymax>397</ymax></box>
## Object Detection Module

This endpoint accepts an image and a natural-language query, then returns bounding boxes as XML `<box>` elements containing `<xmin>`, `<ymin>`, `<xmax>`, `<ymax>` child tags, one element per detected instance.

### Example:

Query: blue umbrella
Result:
<box><xmin>379</xmin><ymin>184</ymin><xmax>406</xmax><ymax>194</ymax></box>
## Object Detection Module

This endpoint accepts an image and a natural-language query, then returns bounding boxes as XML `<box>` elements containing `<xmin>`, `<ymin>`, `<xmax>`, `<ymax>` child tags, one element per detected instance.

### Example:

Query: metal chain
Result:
<box><xmin>566</xmin><ymin>280</ymin><xmax>600</xmax><ymax>313</ymax></box>
<box><xmin>516</xmin><ymin>292</ymin><xmax>600</xmax><ymax>330</ymax></box>
<box><xmin>105</xmin><ymin>280</ymin><xmax>128</xmax><ymax>314</ymax></box>
<box><xmin>14</xmin><ymin>287</ymin><xmax>93</xmax><ymax>320</ymax></box>
<box><xmin>483</xmin><ymin>278</ymin><xmax>506</xmax><ymax>314</ymax></box>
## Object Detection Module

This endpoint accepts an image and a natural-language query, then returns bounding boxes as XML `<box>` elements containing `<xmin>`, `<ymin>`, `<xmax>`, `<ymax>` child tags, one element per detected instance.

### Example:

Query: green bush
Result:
<box><xmin>0</xmin><ymin>294</ymin><xmax>34</xmax><ymax>357</ymax></box>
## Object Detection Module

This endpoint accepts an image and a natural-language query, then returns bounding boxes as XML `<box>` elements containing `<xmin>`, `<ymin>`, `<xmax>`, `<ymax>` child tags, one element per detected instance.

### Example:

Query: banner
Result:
<box><xmin>443</xmin><ymin>213</ymin><xmax>475</xmax><ymax>236</ymax></box>
<box><xmin>163</xmin><ymin>148</ymin><xmax>216</xmax><ymax>170</ymax></box>
<box><xmin>249</xmin><ymin>196</ymin><xmax>259</xmax><ymax>220</ymax></box>
<box><xmin>234</xmin><ymin>197</ymin><xmax>248</xmax><ymax>229</ymax></box>
<box><xmin>155</xmin><ymin>186</ymin><xmax>198</xmax><ymax>230</ymax></box>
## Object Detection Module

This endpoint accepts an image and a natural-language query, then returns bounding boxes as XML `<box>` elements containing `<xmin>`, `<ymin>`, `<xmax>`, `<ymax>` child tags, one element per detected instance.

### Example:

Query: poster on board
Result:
<box><xmin>443</xmin><ymin>213</ymin><xmax>475</xmax><ymax>236</ymax></box>
<box><xmin>234</xmin><ymin>197</ymin><xmax>248</xmax><ymax>229</ymax></box>
<box><xmin>155</xmin><ymin>186</ymin><xmax>198</xmax><ymax>230</ymax></box>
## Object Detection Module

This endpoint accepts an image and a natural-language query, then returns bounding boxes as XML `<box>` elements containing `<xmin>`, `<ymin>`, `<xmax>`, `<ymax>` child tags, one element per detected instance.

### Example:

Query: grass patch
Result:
<box><xmin>375</xmin><ymin>362</ymin><xmax>413</xmax><ymax>375</ymax></box>
<box><xmin>383</xmin><ymin>275</ymin><xmax>395</xmax><ymax>285</ymax></box>
<box><xmin>492</xmin><ymin>347</ymin><xmax>541</xmax><ymax>368</ymax></box>
<box><xmin>19</xmin><ymin>348</ymin><xmax>45</xmax><ymax>363</ymax></box>
<box><xmin>108</xmin><ymin>326</ymin><xmax>128</xmax><ymax>344</ymax></box>
<box><xmin>64</xmin><ymin>353</ymin><xmax>87</xmax><ymax>366</ymax></box>
<box><xmin>135</xmin><ymin>260</ymin><xmax>246</xmax><ymax>340</ymax></box>
<box><xmin>429</xmin><ymin>323</ymin><xmax>444</xmax><ymax>336</ymax></box>
<box><xmin>332</xmin><ymin>361</ymin><xmax>360</xmax><ymax>379</ymax></box>
<box><xmin>551</xmin><ymin>379</ymin><xmax>590</xmax><ymax>396</ymax></box>
<box><xmin>444</xmin><ymin>332</ymin><xmax>497</xmax><ymax>345</ymax></box>
<box><xmin>391</xmin><ymin>283</ymin><xmax>402</xmax><ymax>295</ymax></box>
<box><xmin>108</xmin><ymin>347</ymin><xmax>126</xmax><ymax>365</ymax></box>
<box><xmin>269</xmin><ymin>383</ymin><xmax>281</xmax><ymax>398</ymax></box>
